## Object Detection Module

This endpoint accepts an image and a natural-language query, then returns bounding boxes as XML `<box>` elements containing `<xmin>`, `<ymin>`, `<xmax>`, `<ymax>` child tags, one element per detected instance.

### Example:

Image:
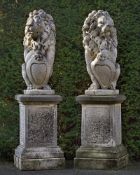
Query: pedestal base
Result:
<box><xmin>85</xmin><ymin>89</ymin><xmax>119</xmax><ymax>96</ymax></box>
<box><xmin>24</xmin><ymin>89</ymin><xmax>55</xmax><ymax>95</ymax></box>
<box><xmin>74</xmin><ymin>94</ymin><xmax>128</xmax><ymax>170</ymax></box>
<box><xmin>74</xmin><ymin>145</ymin><xmax>128</xmax><ymax>169</ymax></box>
<box><xmin>14</xmin><ymin>146</ymin><xmax>65</xmax><ymax>170</ymax></box>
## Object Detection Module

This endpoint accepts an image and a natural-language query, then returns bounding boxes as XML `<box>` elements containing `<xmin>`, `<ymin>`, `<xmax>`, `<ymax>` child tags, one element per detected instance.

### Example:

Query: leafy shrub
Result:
<box><xmin>0</xmin><ymin>0</ymin><xmax>139</xmax><ymax>160</ymax></box>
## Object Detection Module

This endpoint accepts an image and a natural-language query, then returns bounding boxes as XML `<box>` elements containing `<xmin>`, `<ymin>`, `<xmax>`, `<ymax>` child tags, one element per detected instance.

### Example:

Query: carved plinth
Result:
<box><xmin>74</xmin><ymin>95</ymin><xmax>128</xmax><ymax>169</ymax></box>
<box><xmin>14</xmin><ymin>94</ymin><xmax>65</xmax><ymax>170</ymax></box>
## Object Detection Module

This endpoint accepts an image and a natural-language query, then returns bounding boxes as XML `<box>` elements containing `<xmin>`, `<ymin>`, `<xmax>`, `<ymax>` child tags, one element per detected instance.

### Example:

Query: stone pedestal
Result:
<box><xmin>74</xmin><ymin>94</ymin><xmax>128</xmax><ymax>169</ymax></box>
<box><xmin>14</xmin><ymin>94</ymin><xmax>65</xmax><ymax>170</ymax></box>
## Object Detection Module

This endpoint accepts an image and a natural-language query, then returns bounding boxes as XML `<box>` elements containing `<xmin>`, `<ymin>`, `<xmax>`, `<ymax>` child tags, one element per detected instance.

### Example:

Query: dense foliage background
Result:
<box><xmin>0</xmin><ymin>0</ymin><xmax>139</xmax><ymax>161</ymax></box>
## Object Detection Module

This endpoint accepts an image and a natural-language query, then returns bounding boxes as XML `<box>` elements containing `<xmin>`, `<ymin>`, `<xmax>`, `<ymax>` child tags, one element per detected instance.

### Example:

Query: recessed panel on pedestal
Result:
<box><xmin>82</xmin><ymin>105</ymin><xmax>112</xmax><ymax>146</ymax></box>
<box><xmin>27</xmin><ymin>106</ymin><xmax>56</xmax><ymax>147</ymax></box>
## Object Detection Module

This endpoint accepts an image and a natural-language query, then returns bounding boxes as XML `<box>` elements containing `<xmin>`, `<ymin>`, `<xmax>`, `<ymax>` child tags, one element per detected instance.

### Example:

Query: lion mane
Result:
<box><xmin>82</xmin><ymin>10</ymin><xmax>117</xmax><ymax>63</ymax></box>
<box><xmin>22</xmin><ymin>9</ymin><xmax>56</xmax><ymax>90</ymax></box>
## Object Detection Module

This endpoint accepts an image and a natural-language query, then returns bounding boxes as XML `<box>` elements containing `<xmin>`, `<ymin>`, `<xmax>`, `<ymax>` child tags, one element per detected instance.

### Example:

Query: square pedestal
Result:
<box><xmin>14</xmin><ymin>94</ymin><xmax>65</xmax><ymax>170</ymax></box>
<box><xmin>74</xmin><ymin>95</ymin><xmax>128</xmax><ymax>169</ymax></box>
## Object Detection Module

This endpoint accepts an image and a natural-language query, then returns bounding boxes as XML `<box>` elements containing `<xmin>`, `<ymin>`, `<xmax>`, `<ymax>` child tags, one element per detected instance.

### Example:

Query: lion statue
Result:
<box><xmin>83</xmin><ymin>10</ymin><xmax>120</xmax><ymax>90</ymax></box>
<box><xmin>22</xmin><ymin>9</ymin><xmax>56</xmax><ymax>91</ymax></box>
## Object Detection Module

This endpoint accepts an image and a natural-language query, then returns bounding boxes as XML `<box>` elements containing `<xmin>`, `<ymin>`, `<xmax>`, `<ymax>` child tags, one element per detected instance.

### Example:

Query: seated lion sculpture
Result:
<box><xmin>22</xmin><ymin>9</ymin><xmax>56</xmax><ymax>90</ymax></box>
<box><xmin>83</xmin><ymin>10</ymin><xmax>120</xmax><ymax>90</ymax></box>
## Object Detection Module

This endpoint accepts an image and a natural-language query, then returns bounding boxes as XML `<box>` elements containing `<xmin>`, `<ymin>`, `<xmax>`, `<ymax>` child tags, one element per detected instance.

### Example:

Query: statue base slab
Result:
<box><xmin>85</xmin><ymin>89</ymin><xmax>119</xmax><ymax>96</ymax></box>
<box><xmin>14</xmin><ymin>94</ymin><xmax>65</xmax><ymax>170</ymax></box>
<box><xmin>74</xmin><ymin>94</ymin><xmax>128</xmax><ymax>169</ymax></box>
<box><xmin>24</xmin><ymin>89</ymin><xmax>55</xmax><ymax>95</ymax></box>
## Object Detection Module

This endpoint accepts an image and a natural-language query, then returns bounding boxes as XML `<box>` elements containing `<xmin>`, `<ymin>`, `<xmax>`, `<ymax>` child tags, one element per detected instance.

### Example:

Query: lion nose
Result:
<box><xmin>101</xmin><ymin>24</ymin><xmax>110</xmax><ymax>33</ymax></box>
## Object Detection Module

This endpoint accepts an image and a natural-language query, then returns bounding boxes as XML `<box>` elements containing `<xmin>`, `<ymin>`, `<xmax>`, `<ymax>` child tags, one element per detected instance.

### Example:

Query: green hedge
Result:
<box><xmin>0</xmin><ymin>0</ymin><xmax>139</xmax><ymax>160</ymax></box>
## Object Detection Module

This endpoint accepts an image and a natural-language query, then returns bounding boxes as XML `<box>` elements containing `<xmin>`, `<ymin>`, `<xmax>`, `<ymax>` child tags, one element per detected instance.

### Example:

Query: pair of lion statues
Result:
<box><xmin>22</xmin><ymin>9</ymin><xmax>120</xmax><ymax>92</ymax></box>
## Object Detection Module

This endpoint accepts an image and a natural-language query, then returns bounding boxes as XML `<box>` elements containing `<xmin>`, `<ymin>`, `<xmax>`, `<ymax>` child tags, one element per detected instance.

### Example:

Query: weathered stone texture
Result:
<box><xmin>74</xmin><ymin>95</ymin><xmax>128</xmax><ymax>169</ymax></box>
<box><xmin>14</xmin><ymin>95</ymin><xmax>65</xmax><ymax>170</ymax></box>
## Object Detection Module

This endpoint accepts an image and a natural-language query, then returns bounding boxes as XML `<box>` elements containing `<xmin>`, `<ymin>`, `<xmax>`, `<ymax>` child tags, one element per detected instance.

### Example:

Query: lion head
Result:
<box><xmin>23</xmin><ymin>9</ymin><xmax>56</xmax><ymax>59</ymax></box>
<box><xmin>82</xmin><ymin>10</ymin><xmax>117</xmax><ymax>62</ymax></box>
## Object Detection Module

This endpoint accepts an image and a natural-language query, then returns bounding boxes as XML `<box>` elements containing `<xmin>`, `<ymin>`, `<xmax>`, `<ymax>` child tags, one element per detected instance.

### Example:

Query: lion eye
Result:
<box><xmin>100</xmin><ymin>21</ymin><xmax>104</xmax><ymax>24</ymax></box>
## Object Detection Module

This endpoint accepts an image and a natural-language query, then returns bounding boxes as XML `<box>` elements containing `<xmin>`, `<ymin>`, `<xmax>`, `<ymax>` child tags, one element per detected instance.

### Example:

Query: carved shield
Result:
<box><xmin>26</xmin><ymin>55</ymin><xmax>48</xmax><ymax>88</ymax></box>
<box><xmin>30</xmin><ymin>63</ymin><xmax>47</xmax><ymax>85</ymax></box>
<box><xmin>92</xmin><ymin>59</ymin><xmax>116</xmax><ymax>89</ymax></box>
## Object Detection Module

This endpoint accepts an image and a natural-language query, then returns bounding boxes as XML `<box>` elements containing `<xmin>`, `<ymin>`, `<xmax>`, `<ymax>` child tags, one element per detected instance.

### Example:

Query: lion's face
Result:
<box><xmin>24</xmin><ymin>9</ymin><xmax>55</xmax><ymax>51</ymax></box>
<box><xmin>25</xmin><ymin>14</ymin><xmax>45</xmax><ymax>38</ymax></box>
<box><xmin>97</xmin><ymin>15</ymin><xmax>114</xmax><ymax>34</ymax></box>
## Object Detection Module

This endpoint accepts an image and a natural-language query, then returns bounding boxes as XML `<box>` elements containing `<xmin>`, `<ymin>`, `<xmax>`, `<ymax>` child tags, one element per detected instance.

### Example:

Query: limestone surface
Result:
<box><xmin>14</xmin><ymin>95</ymin><xmax>65</xmax><ymax>170</ymax></box>
<box><xmin>74</xmin><ymin>95</ymin><xmax>128</xmax><ymax>169</ymax></box>
<box><xmin>22</xmin><ymin>9</ymin><xmax>56</xmax><ymax>91</ymax></box>
<box><xmin>83</xmin><ymin>10</ymin><xmax>120</xmax><ymax>90</ymax></box>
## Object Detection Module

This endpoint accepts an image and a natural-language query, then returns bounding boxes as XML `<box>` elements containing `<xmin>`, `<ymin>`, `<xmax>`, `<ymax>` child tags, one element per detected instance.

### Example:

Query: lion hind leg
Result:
<box><xmin>110</xmin><ymin>63</ymin><xmax>120</xmax><ymax>90</ymax></box>
<box><xmin>22</xmin><ymin>63</ymin><xmax>32</xmax><ymax>90</ymax></box>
